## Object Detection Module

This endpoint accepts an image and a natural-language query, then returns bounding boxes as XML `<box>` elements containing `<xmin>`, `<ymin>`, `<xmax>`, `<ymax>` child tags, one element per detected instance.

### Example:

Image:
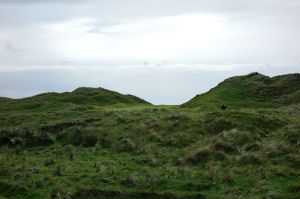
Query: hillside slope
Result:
<box><xmin>0</xmin><ymin>73</ymin><xmax>300</xmax><ymax>199</ymax></box>
<box><xmin>0</xmin><ymin>87</ymin><xmax>151</xmax><ymax>111</ymax></box>
<box><xmin>182</xmin><ymin>72</ymin><xmax>300</xmax><ymax>108</ymax></box>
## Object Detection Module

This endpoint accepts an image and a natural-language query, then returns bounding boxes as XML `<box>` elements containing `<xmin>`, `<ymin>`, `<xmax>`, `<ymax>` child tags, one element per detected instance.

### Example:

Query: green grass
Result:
<box><xmin>182</xmin><ymin>72</ymin><xmax>300</xmax><ymax>108</ymax></box>
<box><xmin>0</xmin><ymin>72</ymin><xmax>300</xmax><ymax>199</ymax></box>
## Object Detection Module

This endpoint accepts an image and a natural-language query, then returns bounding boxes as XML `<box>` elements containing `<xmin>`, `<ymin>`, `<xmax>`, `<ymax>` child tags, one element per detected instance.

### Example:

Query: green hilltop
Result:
<box><xmin>0</xmin><ymin>87</ymin><xmax>151</xmax><ymax>111</ymax></box>
<box><xmin>0</xmin><ymin>72</ymin><xmax>299</xmax><ymax>199</ymax></box>
<box><xmin>182</xmin><ymin>72</ymin><xmax>300</xmax><ymax>108</ymax></box>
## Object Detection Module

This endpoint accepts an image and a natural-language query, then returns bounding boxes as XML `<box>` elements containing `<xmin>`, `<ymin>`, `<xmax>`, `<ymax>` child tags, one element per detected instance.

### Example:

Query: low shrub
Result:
<box><xmin>35</xmin><ymin>180</ymin><xmax>44</xmax><ymax>188</ymax></box>
<box><xmin>222</xmin><ymin>173</ymin><xmax>235</xmax><ymax>184</ymax></box>
<box><xmin>51</xmin><ymin>186</ymin><xmax>71</xmax><ymax>199</ymax></box>
<box><xmin>265</xmin><ymin>142</ymin><xmax>292</xmax><ymax>158</ymax></box>
<box><xmin>54</xmin><ymin>166</ymin><xmax>64</xmax><ymax>176</ymax></box>
<box><xmin>121</xmin><ymin>176</ymin><xmax>136</xmax><ymax>187</ymax></box>
<box><xmin>57</xmin><ymin>127</ymin><xmax>98</xmax><ymax>147</ymax></box>
<box><xmin>136</xmin><ymin>157</ymin><xmax>157</xmax><ymax>166</ymax></box>
<box><xmin>286</xmin><ymin>153</ymin><xmax>300</xmax><ymax>167</ymax></box>
<box><xmin>0</xmin><ymin>128</ymin><xmax>36</xmax><ymax>147</ymax></box>
<box><xmin>244</xmin><ymin>142</ymin><xmax>261</xmax><ymax>152</ymax></box>
<box><xmin>44</xmin><ymin>158</ymin><xmax>55</xmax><ymax>166</ymax></box>
<box><xmin>150</xmin><ymin>132</ymin><xmax>164</xmax><ymax>143</ymax></box>
<box><xmin>118</xmin><ymin>138</ymin><xmax>137</xmax><ymax>152</ymax></box>
<box><xmin>184</xmin><ymin>148</ymin><xmax>211</xmax><ymax>165</ymax></box>
<box><xmin>202</xmin><ymin>165</ymin><xmax>219</xmax><ymax>182</ymax></box>
<box><xmin>183</xmin><ymin>143</ymin><xmax>228</xmax><ymax>165</ymax></box>
<box><xmin>283</xmin><ymin>124</ymin><xmax>300</xmax><ymax>146</ymax></box>
<box><xmin>221</xmin><ymin>129</ymin><xmax>258</xmax><ymax>147</ymax></box>
<box><xmin>26</xmin><ymin>133</ymin><xmax>54</xmax><ymax>147</ymax></box>
<box><xmin>204</xmin><ymin>118</ymin><xmax>236</xmax><ymax>134</ymax></box>
<box><xmin>236</xmin><ymin>154</ymin><xmax>263</xmax><ymax>165</ymax></box>
<box><xmin>212</xmin><ymin>139</ymin><xmax>237</xmax><ymax>153</ymax></box>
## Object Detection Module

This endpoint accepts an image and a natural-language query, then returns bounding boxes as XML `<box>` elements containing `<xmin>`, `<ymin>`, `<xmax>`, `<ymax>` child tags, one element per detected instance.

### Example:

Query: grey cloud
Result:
<box><xmin>87</xmin><ymin>19</ymin><xmax>124</xmax><ymax>34</ymax></box>
<box><xmin>0</xmin><ymin>0</ymin><xmax>299</xmax><ymax>104</ymax></box>
<box><xmin>1</xmin><ymin>0</ymin><xmax>299</xmax><ymax>26</ymax></box>
<box><xmin>5</xmin><ymin>42</ymin><xmax>21</xmax><ymax>54</ymax></box>
<box><xmin>0</xmin><ymin>0</ymin><xmax>84</xmax><ymax>4</ymax></box>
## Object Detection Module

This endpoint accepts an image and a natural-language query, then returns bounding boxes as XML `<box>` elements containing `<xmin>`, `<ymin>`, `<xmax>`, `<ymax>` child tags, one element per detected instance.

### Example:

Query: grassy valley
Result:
<box><xmin>0</xmin><ymin>73</ymin><xmax>300</xmax><ymax>199</ymax></box>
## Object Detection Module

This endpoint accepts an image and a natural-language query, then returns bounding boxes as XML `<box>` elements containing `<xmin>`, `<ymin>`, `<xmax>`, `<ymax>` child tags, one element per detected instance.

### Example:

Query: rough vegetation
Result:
<box><xmin>0</xmin><ymin>72</ymin><xmax>299</xmax><ymax>199</ymax></box>
<box><xmin>182</xmin><ymin>72</ymin><xmax>300</xmax><ymax>108</ymax></box>
<box><xmin>0</xmin><ymin>87</ymin><xmax>151</xmax><ymax>112</ymax></box>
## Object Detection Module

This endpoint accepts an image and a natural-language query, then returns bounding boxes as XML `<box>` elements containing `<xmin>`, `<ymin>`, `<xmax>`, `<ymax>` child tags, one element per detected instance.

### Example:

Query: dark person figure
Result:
<box><xmin>220</xmin><ymin>104</ymin><xmax>227</xmax><ymax>111</ymax></box>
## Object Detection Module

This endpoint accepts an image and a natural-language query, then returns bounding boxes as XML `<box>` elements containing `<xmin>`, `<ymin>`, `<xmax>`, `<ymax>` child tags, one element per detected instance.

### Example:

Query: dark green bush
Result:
<box><xmin>57</xmin><ymin>127</ymin><xmax>98</xmax><ymax>147</ymax></box>
<box><xmin>244</xmin><ymin>142</ymin><xmax>261</xmax><ymax>152</ymax></box>
<box><xmin>212</xmin><ymin>139</ymin><xmax>237</xmax><ymax>153</ymax></box>
<box><xmin>118</xmin><ymin>138</ymin><xmax>137</xmax><ymax>152</ymax></box>
<box><xmin>286</xmin><ymin>154</ymin><xmax>300</xmax><ymax>167</ymax></box>
<box><xmin>184</xmin><ymin>148</ymin><xmax>211</xmax><ymax>165</ymax></box>
<box><xmin>25</xmin><ymin>133</ymin><xmax>54</xmax><ymax>147</ymax></box>
<box><xmin>204</xmin><ymin>118</ymin><xmax>236</xmax><ymax>134</ymax></box>
<box><xmin>0</xmin><ymin>128</ymin><xmax>53</xmax><ymax>148</ymax></box>
<box><xmin>283</xmin><ymin>124</ymin><xmax>300</xmax><ymax>146</ymax></box>
<box><xmin>236</xmin><ymin>154</ymin><xmax>263</xmax><ymax>165</ymax></box>
<box><xmin>221</xmin><ymin>129</ymin><xmax>258</xmax><ymax>147</ymax></box>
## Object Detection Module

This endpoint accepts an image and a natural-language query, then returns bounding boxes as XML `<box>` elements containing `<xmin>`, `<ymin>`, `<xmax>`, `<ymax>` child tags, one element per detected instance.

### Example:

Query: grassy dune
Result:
<box><xmin>0</xmin><ymin>73</ymin><xmax>300</xmax><ymax>199</ymax></box>
<box><xmin>182</xmin><ymin>72</ymin><xmax>300</xmax><ymax>108</ymax></box>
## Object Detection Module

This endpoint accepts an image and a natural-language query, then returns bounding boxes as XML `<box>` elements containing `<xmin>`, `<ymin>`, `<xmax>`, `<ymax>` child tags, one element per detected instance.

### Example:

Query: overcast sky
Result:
<box><xmin>0</xmin><ymin>0</ymin><xmax>299</xmax><ymax>104</ymax></box>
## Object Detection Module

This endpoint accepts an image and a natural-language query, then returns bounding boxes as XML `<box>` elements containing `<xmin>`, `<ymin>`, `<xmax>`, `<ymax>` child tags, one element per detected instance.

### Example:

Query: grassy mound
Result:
<box><xmin>0</xmin><ymin>73</ymin><xmax>299</xmax><ymax>199</ymax></box>
<box><xmin>0</xmin><ymin>87</ymin><xmax>151</xmax><ymax>112</ymax></box>
<box><xmin>182</xmin><ymin>72</ymin><xmax>300</xmax><ymax>108</ymax></box>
